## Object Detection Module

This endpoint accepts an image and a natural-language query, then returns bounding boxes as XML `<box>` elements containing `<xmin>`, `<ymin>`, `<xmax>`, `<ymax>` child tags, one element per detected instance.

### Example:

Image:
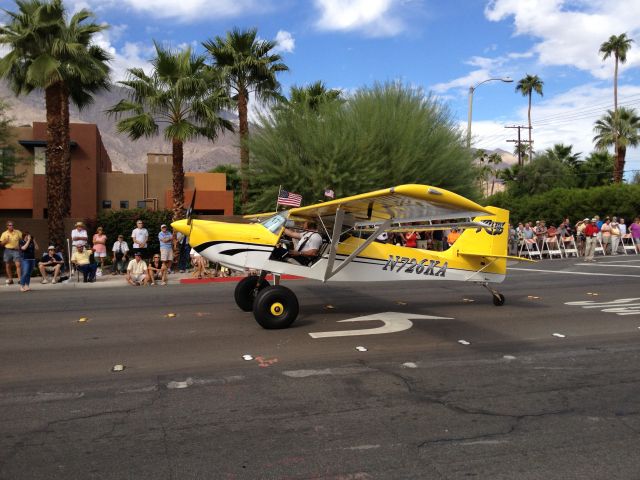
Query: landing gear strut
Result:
<box><xmin>482</xmin><ymin>282</ymin><xmax>505</xmax><ymax>306</ymax></box>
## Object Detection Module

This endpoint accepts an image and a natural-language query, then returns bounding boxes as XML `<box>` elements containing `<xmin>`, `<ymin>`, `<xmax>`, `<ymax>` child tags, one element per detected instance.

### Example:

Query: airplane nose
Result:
<box><xmin>171</xmin><ymin>219</ymin><xmax>190</xmax><ymax>236</ymax></box>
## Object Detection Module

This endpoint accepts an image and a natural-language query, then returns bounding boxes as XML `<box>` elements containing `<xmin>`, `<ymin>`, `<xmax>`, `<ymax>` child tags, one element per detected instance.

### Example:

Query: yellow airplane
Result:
<box><xmin>172</xmin><ymin>184</ymin><xmax>526</xmax><ymax>330</ymax></box>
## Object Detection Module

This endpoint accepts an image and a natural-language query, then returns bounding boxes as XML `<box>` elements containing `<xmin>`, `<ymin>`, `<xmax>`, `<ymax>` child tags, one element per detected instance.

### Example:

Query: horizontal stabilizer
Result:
<box><xmin>458</xmin><ymin>251</ymin><xmax>536</xmax><ymax>263</ymax></box>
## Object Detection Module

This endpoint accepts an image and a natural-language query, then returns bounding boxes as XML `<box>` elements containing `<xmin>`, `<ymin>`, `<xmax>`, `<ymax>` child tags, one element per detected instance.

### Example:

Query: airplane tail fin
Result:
<box><xmin>449</xmin><ymin>206</ymin><xmax>510</xmax><ymax>274</ymax></box>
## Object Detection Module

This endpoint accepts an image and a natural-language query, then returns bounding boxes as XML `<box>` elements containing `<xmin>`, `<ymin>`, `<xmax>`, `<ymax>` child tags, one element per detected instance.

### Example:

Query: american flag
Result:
<box><xmin>277</xmin><ymin>189</ymin><xmax>302</xmax><ymax>207</ymax></box>
<box><xmin>324</xmin><ymin>189</ymin><xmax>335</xmax><ymax>199</ymax></box>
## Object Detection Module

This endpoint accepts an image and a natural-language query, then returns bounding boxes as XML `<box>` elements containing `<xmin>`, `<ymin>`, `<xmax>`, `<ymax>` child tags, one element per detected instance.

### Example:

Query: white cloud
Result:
<box><xmin>485</xmin><ymin>0</ymin><xmax>640</xmax><ymax>79</ymax></box>
<box><xmin>313</xmin><ymin>0</ymin><xmax>405</xmax><ymax>37</ymax></box>
<box><xmin>431</xmin><ymin>56</ymin><xmax>512</xmax><ymax>93</ymax></box>
<box><xmin>274</xmin><ymin>30</ymin><xmax>295</xmax><ymax>54</ymax></box>
<box><xmin>472</xmin><ymin>84</ymin><xmax>640</xmax><ymax>171</ymax></box>
<box><xmin>92</xmin><ymin>30</ymin><xmax>154</xmax><ymax>82</ymax></box>
<box><xmin>67</xmin><ymin>0</ymin><xmax>266</xmax><ymax>22</ymax></box>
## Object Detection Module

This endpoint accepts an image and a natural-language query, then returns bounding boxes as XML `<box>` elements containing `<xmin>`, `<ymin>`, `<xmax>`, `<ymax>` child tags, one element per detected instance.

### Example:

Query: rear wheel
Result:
<box><xmin>253</xmin><ymin>286</ymin><xmax>299</xmax><ymax>329</ymax></box>
<box><xmin>493</xmin><ymin>293</ymin><xmax>505</xmax><ymax>306</ymax></box>
<box><xmin>234</xmin><ymin>276</ymin><xmax>270</xmax><ymax>312</ymax></box>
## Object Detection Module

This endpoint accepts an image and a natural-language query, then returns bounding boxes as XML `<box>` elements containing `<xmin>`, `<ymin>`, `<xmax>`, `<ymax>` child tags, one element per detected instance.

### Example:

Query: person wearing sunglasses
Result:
<box><xmin>147</xmin><ymin>254</ymin><xmax>167</xmax><ymax>286</ymax></box>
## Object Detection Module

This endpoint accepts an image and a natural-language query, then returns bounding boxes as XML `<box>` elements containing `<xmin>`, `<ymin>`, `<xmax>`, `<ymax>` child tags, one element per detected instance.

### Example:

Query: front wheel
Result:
<box><xmin>234</xmin><ymin>276</ymin><xmax>270</xmax><ymax>312</ymax></box>
<box><xmin>253</xmin><ymin>286</ymin><xmax>299</xmax><ymax>329</ymax></box>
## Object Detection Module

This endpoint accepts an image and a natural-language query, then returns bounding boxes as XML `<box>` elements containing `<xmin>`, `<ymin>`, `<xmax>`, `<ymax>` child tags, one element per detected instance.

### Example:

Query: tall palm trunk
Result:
<box><xmin>613</xmin><ymin>55</ymin><xmax>621</xmax><ymax>182</ymax></box>
<box><xmin>238</xmin><ymin>88</ymin><xmax>249</xmax><ymax>210</ymax></box>
<box><xmin>527</xmin><ymin>93</ymin><xmax>533</xmax><ymax>161</ymax></box>
<box><xmin>61</xmin><ymin>84</ymin><xmax>71</xmax><ymax>218</ymax></box>
<box><xmin>172</xmin><ymin>137</ymin><xmax>185</xmax><ymax>221</ymax></box>
<box><xmin>45</xmin><ymin>81</ymin><xmax>67</xmax><ymax>249</ymax></box>
<box><xmin>614</xmin><ymin>144</ymin><xmax>625</xmax><ymax>183</ymax></box>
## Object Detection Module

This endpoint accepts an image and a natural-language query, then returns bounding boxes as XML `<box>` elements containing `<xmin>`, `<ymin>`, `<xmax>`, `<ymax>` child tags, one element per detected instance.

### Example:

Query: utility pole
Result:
<box><xmin>505</xmin><ymin>125</ymin><xmax>532</xmax><ymax>166</ymax></box>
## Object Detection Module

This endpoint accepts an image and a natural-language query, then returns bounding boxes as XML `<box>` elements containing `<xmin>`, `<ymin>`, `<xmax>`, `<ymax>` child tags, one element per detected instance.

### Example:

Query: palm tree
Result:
<box><xmin>0</xmin><ymin>0</ymin><xmax>110</xmax><ymax>248</ymax></box>
<box><xmin>600</xmin><ymin>33</ymin><xmax>634</xmax><ymax>113</ymax></box>
<box><xmin>203</xmin><ymin>28</ymin><xmax>289</xmax><ymax>210</ymax></box>
<box><xmin>288</xmin><ymin>81</ymin><xmax>342</xmax><ymax>111</ymax></box>
<box><xmin>600</xmin><ymin>33</ymin><xmax>634</xmax><ymax>183</ymax></box>
<box><xmin>107</xmin><ymin>42</ymin><xmax>233</xmax><ymax>220</ymax></box>
<box><xmin>545</xmin><ymin>143</ymin><xmax>581</xmax><ymax>169</ymax></box>
<box><xmin>515</xmin><ymin>74</ymin><xmax>544</xmax><ymax>161</ymax></box>
<box><xmin>593</xmin><ymin>107</ymin><xmax>640</xmax><ymax>182</ymax></box>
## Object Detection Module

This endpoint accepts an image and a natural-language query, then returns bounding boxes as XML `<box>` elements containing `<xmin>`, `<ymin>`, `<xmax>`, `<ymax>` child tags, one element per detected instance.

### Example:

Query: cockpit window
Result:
<box><xmin>260</xmin><ymin>212</ymin><xmax>288</xmax><ymax>234</ymax></box>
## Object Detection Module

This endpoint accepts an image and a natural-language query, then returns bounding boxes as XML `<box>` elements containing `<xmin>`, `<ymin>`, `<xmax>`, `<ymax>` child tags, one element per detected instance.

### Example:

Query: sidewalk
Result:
<box><xmin>1</xmin><ymin>271</ymin><xmax>302</xmax><ymax>292</ymax></box>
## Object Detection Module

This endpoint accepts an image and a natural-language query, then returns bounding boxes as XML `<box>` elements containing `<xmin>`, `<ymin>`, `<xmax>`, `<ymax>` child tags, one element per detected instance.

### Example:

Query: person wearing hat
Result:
<box><xmin>70</xmin><ymin>221</ymin><xmax>88</xmax><ymax>255</ymax></box>
<box><xmin>158</xmin><ymin>224</ymin><xmax>174</xmax><ymax>276</ymax></box>
<box><xmin>584</xmin><ymin>218</ymin><xmax>600</xmax><ymax>262</ymax></box>
<box><xmin>71</xmin><ymin>244</ymin><xmax>97</xmax><ymax>282</ymax></box>
<box><xmin>38</xmin><ymin>246</ymin><xmax>64</xmax><ymax>284</ymax></box>
<box><xmin>126</xmin><ymin>251</ymin><xmax>149</xmax><ymax>286</ymax></box>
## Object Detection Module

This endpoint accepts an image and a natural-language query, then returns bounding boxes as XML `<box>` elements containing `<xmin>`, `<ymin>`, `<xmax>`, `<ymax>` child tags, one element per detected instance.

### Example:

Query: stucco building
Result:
<box><xmin>0</xmin><ymin>122</ymin><xmax>234</xmax><ymax>221</ymax></box>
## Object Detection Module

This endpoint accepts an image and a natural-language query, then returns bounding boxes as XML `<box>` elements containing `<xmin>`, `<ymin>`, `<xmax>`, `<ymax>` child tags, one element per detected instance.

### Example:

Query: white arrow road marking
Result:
<box><xmin>309</xmin><ymin>312</ymin><xmax>452</xmax><ymax>339</ymax></box>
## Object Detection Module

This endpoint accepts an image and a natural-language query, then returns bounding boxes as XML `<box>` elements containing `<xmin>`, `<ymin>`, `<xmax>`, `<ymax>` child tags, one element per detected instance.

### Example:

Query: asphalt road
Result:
<box><xmin>1</xmin><ymin>256</ymin><xmax>640</xmax><ymax>479</ymax></box>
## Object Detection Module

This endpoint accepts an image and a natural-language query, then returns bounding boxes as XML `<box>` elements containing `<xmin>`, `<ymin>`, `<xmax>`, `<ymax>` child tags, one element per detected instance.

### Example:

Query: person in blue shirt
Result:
<box><xmin>158</xmin><ymin>224</ymin><xmax>174</xmax><ymax>277</ymax></box>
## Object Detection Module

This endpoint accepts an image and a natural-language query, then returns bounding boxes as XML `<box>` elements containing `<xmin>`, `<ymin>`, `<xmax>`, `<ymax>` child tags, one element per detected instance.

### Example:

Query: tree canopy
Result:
<box><xmin>246</xmin><ymin>82</ymin><xmax>478</xmax><ymax>213</ymax></box>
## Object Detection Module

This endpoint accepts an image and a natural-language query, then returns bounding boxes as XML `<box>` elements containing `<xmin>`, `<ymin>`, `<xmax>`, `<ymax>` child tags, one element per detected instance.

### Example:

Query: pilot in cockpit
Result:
<box><xmin>283</xmin><ymin>221</ymin><xmax>323</xmax><ymax>266</ymax></box>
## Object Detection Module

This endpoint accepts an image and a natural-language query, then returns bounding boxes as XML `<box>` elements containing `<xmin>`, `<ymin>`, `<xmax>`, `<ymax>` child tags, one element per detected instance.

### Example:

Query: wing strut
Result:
<box><xmin>323</xmin><ymin>213</ymin><xmax>392</xmax><ymax>282</ymax></box>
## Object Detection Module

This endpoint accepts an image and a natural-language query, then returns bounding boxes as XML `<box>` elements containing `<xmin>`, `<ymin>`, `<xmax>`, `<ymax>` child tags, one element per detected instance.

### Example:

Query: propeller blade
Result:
<box><xmin>186</xmin><ymin>189</ymin><xmax>197</xmax><ymax>226</ymax></box>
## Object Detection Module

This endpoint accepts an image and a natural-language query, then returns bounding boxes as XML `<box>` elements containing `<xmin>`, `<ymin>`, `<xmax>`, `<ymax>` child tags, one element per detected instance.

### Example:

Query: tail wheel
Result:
<box><xmin>234</xmin><ymin>276</ymin><xmax>270</xmax><ymax>312</ymax></box>
<box><xmin>253</xmin><ymin>286</ymin><xmax>299</xmax><ymax>329</ymax></box>
<box><xmin>493</xmin><ymin>293</ymin><xmax>505</xmax><ymax>306</ymax></box>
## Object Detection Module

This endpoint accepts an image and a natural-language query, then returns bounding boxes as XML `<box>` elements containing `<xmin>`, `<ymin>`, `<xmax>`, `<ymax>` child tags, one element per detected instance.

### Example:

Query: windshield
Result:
<box><xmin>260</xmin><ymin>212</ymin><xmax>288</xmax><ymax>234</ymax></box>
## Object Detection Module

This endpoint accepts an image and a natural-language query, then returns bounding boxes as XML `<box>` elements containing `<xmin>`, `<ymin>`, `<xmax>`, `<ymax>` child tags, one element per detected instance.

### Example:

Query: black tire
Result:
<box><xmin>493</xmin><ymin>293</ymin><xmax>505</xmax><ymax>306</ymax></box>
<box><xmin>234</xmin><ymin>276</ymin><xmax>270</xmax><ymax>312</ymax></box>
<box><xmin>253</xmin><ymin>286</ymin><xmax>299</xmax><ymax>329</ymax></box>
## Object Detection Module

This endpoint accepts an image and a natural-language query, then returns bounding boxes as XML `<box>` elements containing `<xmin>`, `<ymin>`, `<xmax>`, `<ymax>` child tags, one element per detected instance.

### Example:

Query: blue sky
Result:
<box><xmin>2</xmin><ymin>0</ymin><xmax>640</xmax><ymax>172</ymax></box>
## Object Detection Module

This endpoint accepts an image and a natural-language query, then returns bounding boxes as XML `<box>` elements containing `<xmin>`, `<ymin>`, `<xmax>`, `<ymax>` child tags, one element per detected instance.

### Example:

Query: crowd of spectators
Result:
<box><xmin>3</xmin><ymin>214</ymin><xmax>640</xmax><ymax>290</ymax></box>
<box><xmin>508</xmin><ymin>216</ymin><xmax>640</xmax><ymax>260</ymax></box>
<box><xmin>1</xmin><ymin>218</ymin><xmax>230</xmax><ymax>291</ymax></box>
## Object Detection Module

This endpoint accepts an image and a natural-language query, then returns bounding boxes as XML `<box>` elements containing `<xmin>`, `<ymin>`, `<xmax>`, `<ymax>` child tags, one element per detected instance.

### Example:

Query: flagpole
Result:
<box><xmin>275</xmin><ymin>185</ymin><xmax>282</xmax><ymax>212</ymax></box>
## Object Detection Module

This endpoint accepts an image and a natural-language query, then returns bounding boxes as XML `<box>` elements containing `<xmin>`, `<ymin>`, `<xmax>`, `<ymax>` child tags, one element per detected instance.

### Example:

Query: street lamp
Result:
<box><xmin>467</xmin><ymin>77</ymin><xmax>513</xmax><ymax>148</ymax></box>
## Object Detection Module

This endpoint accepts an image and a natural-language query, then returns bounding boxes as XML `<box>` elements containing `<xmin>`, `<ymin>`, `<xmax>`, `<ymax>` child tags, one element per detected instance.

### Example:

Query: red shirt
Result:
<box><xmin>584</xmin><ymin>224</ymin><xmax>599</xmax><ymax>237</ymax></box>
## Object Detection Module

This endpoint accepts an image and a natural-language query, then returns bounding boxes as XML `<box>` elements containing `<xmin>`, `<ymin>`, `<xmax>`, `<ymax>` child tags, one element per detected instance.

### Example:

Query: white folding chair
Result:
<box><xmin>519</xmin><ymin>238</ymin><xmax>542</xmax><ymax>259</ymax></box>
<box><xmin>594</xmin><ymin>237</ymin><xmax>607</xmax><ymax>256</ymax></box>
<box><xmin>561</xmin><ymin>236</ymin><xmax>579</xmax><ymax>257</ymax></box>
<box><xmin>622</xmin><ymin>234</ymin><xmax>637</xmax><ymax>255</ymax></box>
<box><xmin>542</xmin><ymin>236</ymin><xmax>563</xmax><ymax>259</ymax></box>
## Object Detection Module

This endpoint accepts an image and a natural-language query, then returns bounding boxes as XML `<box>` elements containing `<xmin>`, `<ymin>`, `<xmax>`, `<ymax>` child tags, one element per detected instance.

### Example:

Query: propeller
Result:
<box><xmin>186</xmin><ymin>189</ymin><xmax>197</xmax><ymax>226</ymax></box>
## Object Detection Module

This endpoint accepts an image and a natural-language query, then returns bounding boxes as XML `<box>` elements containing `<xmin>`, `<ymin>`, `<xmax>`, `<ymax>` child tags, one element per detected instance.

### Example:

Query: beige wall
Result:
<box><xmin>99</xmin><ymin>172</ymin><xmax>145</xmax><ymax>211</ymax></box>
<box><xmin>147</xmin><ymin>154</ymin><xmax>172</xmax><ymax>210</ymax></box>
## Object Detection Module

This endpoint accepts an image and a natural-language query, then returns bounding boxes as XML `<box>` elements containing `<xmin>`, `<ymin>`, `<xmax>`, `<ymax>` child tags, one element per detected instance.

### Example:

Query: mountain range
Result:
<box><xmin>0</xmin><ymin>81</ymin><xmax>241</xmax><ymax>173</ymax></box>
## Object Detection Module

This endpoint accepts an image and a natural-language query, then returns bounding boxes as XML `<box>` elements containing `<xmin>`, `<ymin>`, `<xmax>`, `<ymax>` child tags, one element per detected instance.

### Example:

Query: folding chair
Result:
<box><xmin>561</xmin><ymin>236</ymin><xmax>579</xmax><ymax>257</ymax></box>
<box><xmin>594</xmin><ymin>237</ymin><xmax>607</xmax><ymax>256</ymax></box>
<box><xmin>542</xmin><ymin>236</ymin><xmax>563</xmax><ymax>259</ymax></box>
<box><xmin>519</xmin><ymin>238</ymin><xmax>542</xmax><ymax>259</ymax></box>
<box><xmin>621</xmin><ymin>234</ymin><xmax>637</xmax><ymax>255</ymax></box>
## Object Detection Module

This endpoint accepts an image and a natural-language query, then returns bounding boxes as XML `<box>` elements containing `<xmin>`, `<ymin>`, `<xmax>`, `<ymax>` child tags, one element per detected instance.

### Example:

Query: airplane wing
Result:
<box><xmin>285</xmin><ymin>184</ymin><xmax>494</xmax><ymax>282</ymax></box>
<box><xmin>289</xmin><ymin>184</ymin><xmax>491</xmax><ymax>226</ymax></box>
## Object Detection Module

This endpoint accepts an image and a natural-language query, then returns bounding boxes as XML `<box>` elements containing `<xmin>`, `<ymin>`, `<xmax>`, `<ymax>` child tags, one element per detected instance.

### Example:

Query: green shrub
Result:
<box><xmin>91</xmin><ymin>209</ymin><xmax>173</xmax><ymax>253</ymax></box>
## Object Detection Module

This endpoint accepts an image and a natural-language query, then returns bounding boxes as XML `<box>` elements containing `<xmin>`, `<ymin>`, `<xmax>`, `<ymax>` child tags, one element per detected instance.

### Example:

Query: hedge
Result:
<box><xmin>90</xmin><ymin>208</ymin><xmax>174</xmax><ymax>254</ymax></box>
<box><xmin>486</xmin><ymin>184</ymin><xmax>640</xmax><ymax>225</ymax></box>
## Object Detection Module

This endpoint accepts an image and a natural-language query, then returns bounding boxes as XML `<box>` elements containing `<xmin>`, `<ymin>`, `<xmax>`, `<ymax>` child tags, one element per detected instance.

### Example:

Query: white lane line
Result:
<box><xmin>574</xmin><ymin>263</ymin><xmax>640</xmax><ymax>269</ymax></box>
<box><xmin>510</xmin><ymin>267</ymin><xmax>640</xmax><ymax>278</ymax></box>
<box><xmin>581</xmin><ymin>258</ymin><xmax>640</xmax><ymax>264</ymax></box>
